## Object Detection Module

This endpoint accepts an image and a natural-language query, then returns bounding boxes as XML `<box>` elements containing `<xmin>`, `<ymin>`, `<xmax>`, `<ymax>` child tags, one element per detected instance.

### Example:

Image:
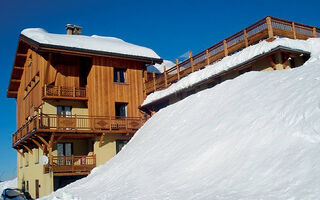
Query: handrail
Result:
<box><xmin>145</xmin><ymin>16</ymin><xmax>319</xmax><ymax>94</ymax></box>
<box><xmin>12</xmin><ymin>114</ymin><xmax>145</xmax><ymax>146</ymax></box>
<box><xmin>48</xmin><ymin>155</ymin><xmax>96</xmax><ymax>174</ymax></box>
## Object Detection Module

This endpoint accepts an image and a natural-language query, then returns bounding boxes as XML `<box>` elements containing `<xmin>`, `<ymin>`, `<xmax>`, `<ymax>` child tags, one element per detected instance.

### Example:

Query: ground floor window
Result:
<box><xmin>116</xmin><ymin>140</ymin><xmax>129</xmax><ymax>153</ymax></box>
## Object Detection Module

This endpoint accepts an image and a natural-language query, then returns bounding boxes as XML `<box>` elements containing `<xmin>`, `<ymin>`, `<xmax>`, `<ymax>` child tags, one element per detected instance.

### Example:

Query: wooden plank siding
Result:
<box><xmin>87</xmin><ymin>56</ymin><xmax>145</xmax><ymax>118</ymax></box>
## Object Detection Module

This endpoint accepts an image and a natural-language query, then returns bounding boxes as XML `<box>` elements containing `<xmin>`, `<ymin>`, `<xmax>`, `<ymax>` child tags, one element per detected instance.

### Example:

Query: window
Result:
<box><xmin>115</xmin><ymin>103</ymin><xmax>127</xmax><ymax>117</ymax></box>
<box><xmin>116</xmin><ymin>140</ymin><xmax>129</xmax><ymax>153</ymax></box>
<box><xmin>113</xmin><ymin>68</ymin><xmax>126</xmax><ymax>83</ymax></box>
<box><xmin>34</xmin><ymin>148</ymin><xmax>39</xmax><ymax>164</ymax></box>
<box><xmin>25</xmin><ymin>153</ymin><xmax>29</xmax><ymax>167</ymax></box>
<box><xmin>57</xmin><ymin>106</ymin><xmax>72</xmax><ymax>117</ymax></box>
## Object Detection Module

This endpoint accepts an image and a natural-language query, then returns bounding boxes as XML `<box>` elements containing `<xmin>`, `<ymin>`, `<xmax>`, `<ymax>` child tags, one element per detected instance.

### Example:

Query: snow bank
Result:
<box><xmin>147</xmin><ymin>60</ymin><xmax>175</xmax><ymax>73</ymax></box>
<box><xmin>0</xmin><ymin>178</ymin><xmax>17</xmax><ymax>194</ymax></box>
<box><xmin>142</xmin><ymin>37</ymin><xmax>312</xmax><ymax>106</ymax></box>
<box><xmin>42</xmin><ymin>38</ymin><xmax>320</xmax><ymax>199</ymax></box>
<box><xmin>21</xmin><ymin>28</ymin><xmax>160</xmax><ymax>60</ymax></box>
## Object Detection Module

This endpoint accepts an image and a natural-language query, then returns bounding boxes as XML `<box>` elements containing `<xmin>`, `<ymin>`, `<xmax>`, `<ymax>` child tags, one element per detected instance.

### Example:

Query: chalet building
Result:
<box><xmin>7</xmin><ymin>25</ymin><xmax>162</xmax><ymax>198</ymax></box>
<box><xmin>7</xmin><ymin>17</ymin><xmax>319</xmax><ymax>199</ymax></box>
<box><xmin>140</xmin><ymin>17</ymin><xmax>318</xmax><ymax>112</ymax></box>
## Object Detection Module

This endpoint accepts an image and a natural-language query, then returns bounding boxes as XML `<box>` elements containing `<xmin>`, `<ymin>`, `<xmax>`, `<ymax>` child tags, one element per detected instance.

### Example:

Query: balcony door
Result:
<box><xmin>57</xmin><ymin>143</ymin><xmax>73</xmax><ymax>165</ymax></box>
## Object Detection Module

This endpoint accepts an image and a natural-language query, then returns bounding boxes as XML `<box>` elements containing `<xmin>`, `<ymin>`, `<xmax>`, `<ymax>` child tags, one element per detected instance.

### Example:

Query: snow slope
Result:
<box><xmin>42</xmin><ymin>38</ymin><xmax>320</xmax><ymax>200</ymax></box>
<box><xmin>21</xmin><ymin>28</ymin><xmax>160</xmax><ymax>60</ymax></box>
<box><xmin>0</xmin><ymin>178</ymin><xmax>17</xmax><ymax>194</ymax></box>
<box><xmin>142</xmin><ymin>38</ymin><xmax>312</xmax><ymax>106</ymax></box>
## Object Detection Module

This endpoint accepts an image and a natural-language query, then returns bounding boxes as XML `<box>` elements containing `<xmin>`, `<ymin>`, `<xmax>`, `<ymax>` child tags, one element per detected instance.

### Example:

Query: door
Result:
<box><xmin>57</xmin><ymin>143</ymin><xmax>73</xmax><ymax>165</ymax></box>
<box><xmin>35</xmin><ymin>180</ymin><xmax>39</xmax><ymax>199</ymax></box>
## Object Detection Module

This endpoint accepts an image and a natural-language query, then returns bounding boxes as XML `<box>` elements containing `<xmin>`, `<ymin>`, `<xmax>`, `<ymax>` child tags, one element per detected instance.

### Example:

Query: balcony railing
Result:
<box><xmin>43</xmin><ymin>85</ymin><xmax>87</xmax><ymax>100</ymax></box>
<box><xmin>45</xmin><ymin>155</ymin><xmax>96</xmax><ymax>174</ymax></box>
<box><xmin>145</xmin><ymin>16</ymin><xmax>320</xmax><ymax>94</ymax></box>
<box><xmin>12</xmin><ymin>114</ymin><xmax>145</xmax><ymax>146</ymax></box>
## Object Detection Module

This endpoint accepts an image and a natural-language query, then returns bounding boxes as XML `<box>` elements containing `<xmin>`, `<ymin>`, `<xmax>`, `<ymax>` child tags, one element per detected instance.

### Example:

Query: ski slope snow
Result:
<box><xmin>41</xmin><ymin>38</ymin><xmax>320</xmax><ymax>200</ymax></box>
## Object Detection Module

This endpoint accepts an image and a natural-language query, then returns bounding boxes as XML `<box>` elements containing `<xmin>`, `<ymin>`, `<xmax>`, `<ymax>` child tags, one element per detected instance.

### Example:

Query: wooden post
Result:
<box><xmin>73</xmin><ymin>87</ymin><xmax>76</xmax><ymax>97</ymax></box>
<box><xmin>176</xmin><ymin>59</ymin><xmax>180</xmax><ymax>80</ymax></box>
<box><xmin>266</xmin><ymin>17</ymin><xmax>274</xmax><ymax>38</ymax></box>
<box><xmin>44</xmin><ymin>84</ymin><xmax>47</xmax><ymax>97</ymax></box>
<box><xmin>206</xmin><ymin>50</ymin><xmax>210</xmax><ymax>66</ymax></box>
<box><xmin>142</xmin><ymin>76</ymin><xmax>146</xmax><ymax>98</ymax></box>
<box><xmin>313</xmin><ymin>27</ymin><xmax>317</xmax><ymax>38</ymax></box>
<box><xmin>244</xmin><ymin>29</ymin><xmax>249</xmax><ymax>47</ymax></box>
<box><xmin>223</xmin><ymin>40</ymin><xmax>228</xmax><ymax>57</ymax></box>
<box><xmin>292</xmin><ymin>22</ymin><xmax>297</xmax><ymax>39</ymax></box>
<box><xmin>71</xmin><ymin>155</ymin><xmax>74</xmax><ymax>172</ymax></box>
<box><xmin>152</xmin><ymin>72</ymin><xmax>156</xmax><ymax>91</ymax></box>
<box><xmin>58</xmin><ymin>86</ymin><xmax>61</xmax><ymax>96</ymax></box>
<box><xmin>189</xmin><ymin>51</ymin><xmax>194</xmax><ymax>72</ymax></box>
<box><xmin>163</xmin><ymin>66</ymin><xmax>168</xmax><ymax>88</ymax></box>
<box><xmin>74</xmin><ymin>114</ymin><xmax>77</xmax><ymax>131</ymax></box>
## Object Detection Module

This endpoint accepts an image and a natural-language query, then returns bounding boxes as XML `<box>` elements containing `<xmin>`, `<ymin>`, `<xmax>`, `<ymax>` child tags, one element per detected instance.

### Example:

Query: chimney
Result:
<box><xmin>65</xmin><ymin>24</ymin><xmax>82</xmax><ymax>35</ymax></box>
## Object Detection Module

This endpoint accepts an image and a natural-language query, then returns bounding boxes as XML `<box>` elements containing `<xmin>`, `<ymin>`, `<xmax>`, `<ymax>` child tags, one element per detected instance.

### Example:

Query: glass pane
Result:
<box><xmin>120</xmin><ymin>104</ymin><xmax>127</xmax><ymax>117</ymax></box>
<box><xmin>65</xmin><ymin>143</ymin><xmax>72</xmax><ymax>156</ymax></box>
<box><xmin>57</xmin><ymin>106</ymin><xmax>63</xmax><ymax>115</ymax></box>
<box><xmin>113</xmin><ymin>68</ymin><xmax>118</xmax><ymax>82</ymax></box>
<box><xmin>65</xmin><ymin>106</ymin><xmax>72</xmax><ymax>116</ymax></box>
<box><xmin>57</xmin><ymin>143</ymin><xmax>64</xmax><ymax>156</ymax></box>
<box><xmin>119</xmin><ymin>69</ymin><xmax>125</xmax><ymax>82</ymax></box>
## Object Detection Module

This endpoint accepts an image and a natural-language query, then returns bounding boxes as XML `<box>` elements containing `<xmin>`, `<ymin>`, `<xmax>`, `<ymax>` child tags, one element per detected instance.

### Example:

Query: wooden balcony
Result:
<box><xmin>12</xmin><ymin>114</ymin><xmax>145</xmax><ymax>147</ymax></box>
<box><xmin>145</xmin><ymin>16</ymin><xmax>320</xmax><ymax>94</ymax></box>
<box><xmin>42</xmin><ymin>85</ymin><xmax>87</xmax><ymax>100</ymax></box>
<box><xmin>45</xmin><ymin>155</ymin><xmax>96</xmax><ymax>176</ymax></box>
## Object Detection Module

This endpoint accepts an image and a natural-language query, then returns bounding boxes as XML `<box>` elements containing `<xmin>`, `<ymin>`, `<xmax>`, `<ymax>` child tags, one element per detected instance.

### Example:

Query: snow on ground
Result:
<box><xmin>21</xmin><ymin>28</ymin><xmax>161</xmax><ymax>60</ymax></box>
<box><xmin>147</xmin><ymin>60</ymin><xmax>175</xmax><ymax>73</ymax></box>
<box><xmin>41</xmin><ymin>38</ymin><xmax>320</xmax><ymax>200</ymax></box>
<box><xmin>142</xmin><ymin>37</ymin><xmax>313</xmax><ymax>106</ymax></box>
<box><xmin>0</xmin><ymin>178</ymin><xmax>17</xmax><ymax>195</ymax></box>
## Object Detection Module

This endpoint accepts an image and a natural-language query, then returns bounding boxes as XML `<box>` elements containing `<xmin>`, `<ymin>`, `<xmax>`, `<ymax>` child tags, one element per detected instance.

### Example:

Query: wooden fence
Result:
<box><xmin>145</xmin><ymin>16</ymin><xmax>320</xmax><ymax>94</ymax></box>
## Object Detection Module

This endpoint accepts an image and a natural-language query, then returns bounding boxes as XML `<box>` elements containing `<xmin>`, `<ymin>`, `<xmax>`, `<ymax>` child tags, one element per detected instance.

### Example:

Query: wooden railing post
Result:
<box><xmin>223</xmin><ymin>40</ymin><xmax>228</xmax><ymax>57</ymax></box>
<box><xmin>176</xmin><ymin>59</ymin><xmax>180</xmax><ymax>80</ymax></box>
<box><xmin>189</xmin><ymin>51</ymin><xmax>194</xmax><ymax>72</ymax></box>
<box><xmin>205</xmin><ymin>50</ymin><xmax>210</xmax><ymax>66</ymax></box>
<box><xmin>313</xmin><ymin>27</ymin><xmax>317</xmax><ymax>38</ymax></box>
<box><xmin>266</xmin><ymin>17</ymin><xmax>274</xmax><ymax>38</ymax></box>
<box><xmin>163</xmin><ymin>66</ymin><xmax>168</xmax><ymax>88</ymax></box>
<box><xmin>244</xmin><ymin>29</ymin><xmax>249</xmax><ymax>47</ymax></box>
<box><xmin>142</xmin><ymin>76</ymin><xmax>146</xmax><ymax>98</ymax></box>
<box><xmin>74</xmin><ymin>114</ymin><xmax>77</xmax><ymax>131</ymax></box>
<box><xmin>71</xmin><ymin>155</ymin><xmax>74</xmax><ymax>172</ymax></box>
<box><xmin>73</xmin><ymin>87</ymin><xmax>76</xmax><ymax>97</ymax></box>
<box><xmin>152</xmin><ymin>72</ymin><xmax>156</xmax><ymax>91</ymax></box>
<box><xmin>292</xmin><ymin>22</ymin><xmax>297</xmax><ymax>39</ymax></box>
<box><xmin>58</xmin><ymin>86</ymin><xmax>61</xmax><ymax>96</ymax></box>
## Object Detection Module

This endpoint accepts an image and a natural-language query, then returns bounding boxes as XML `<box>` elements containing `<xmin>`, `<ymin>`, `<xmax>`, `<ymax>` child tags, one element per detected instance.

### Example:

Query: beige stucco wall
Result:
<box><xmin>41</xmin><ymin>100</ymin><xmax>88</xmax><ymax>116</ymax></box>
<box><xmin>17</xmin><ymin>148</ymin><xmax>53</xmax><ymax>199</ymax></box>
<box><xmin>94</xmin><ymin>135</ymin><xmax>117</xmax><ymax>166</ymax></box>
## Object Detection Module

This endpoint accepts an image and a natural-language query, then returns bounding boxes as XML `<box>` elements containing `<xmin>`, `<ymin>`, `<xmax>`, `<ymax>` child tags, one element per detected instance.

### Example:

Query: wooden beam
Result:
<box><xmin>31</xmin><ymin>138</ymin><xmax>44</xmax><ymax>151</ymax></box>
<box><xmin>22</xmin><ymin>145</ymin><xmax>33</xmax><ymax>155</ymax></box>
<box><xmin>163</xmin><ymin>66</ymin><xmax>168</xmax><ymax>88</ymax></box>
<box><xmin>189</xmin><ymin>51</ymin><xmax>194</xmax><ymax>72</ymax></box>
<box><xmin>13</xmin><ymin>66</ymin><xmax>24</xmax><ymax>70</ymax></box>
<box><xmin>176</xmin><ymin>59</ymin><xmax>180</xmax><ymax>80</ymax></box>
<box><xmin>268</xmin><ymin>55</ymin><xmax>277</xmax><ymax>70</ymax></box>
<box><xmin>292</xmin><ymin>22</ymin><xmax>297</xmax><ymax>39</ymax></box>
<box><xmin>223</xmin><ymin>40</ymin><xmax>228</xmax><ymax>57</ymax></box>
<box><xmin>15</xmin><ymin>149</ymin><xmax>25</xmax><ymax>158</ymax></box>
<box><xmin>244</xmin><ymin>29</ymin><xmax>249</xmax><ymax>47</ymax></box>
<box><xmin>16</xmin><ymin>53</ymin><xmax>27</xmax><ymax>57</ymax></box>
<box><xmin>205</xmin><ymin>50</ymin><xmax>210</xmax><ymax>66</ymax></box>
<box><xmin>152</xmin><ymin>72</ymin><xmax>156</xmax><ymax>91</ymax></box>
<box><xmin>11</xmin><ymin>79</ymin><xmax>21</xmax><ymax>83</ymax></box>
<box><xmin>49</xmin><ymin>133</ymin><xmax>55</xmax><ymax>148</ymax></box>
<box><xmin>99</xmin><ymin>134</ymin><xmax>105</xmax><ymax>147</ymax></box>
<box><xmin>266</xmin><ymin>17</ymin><xmax>274</xmax><ymax>38</ymax></box>
<box><xmin>313</xmin><ymin>27</ymin><xmax>317</xmax><ymax>38</ymax></box>
<box><xmin>36</xmin><ymin>135</ymin><xmax>49</xmax><ymax>147</ymax></box>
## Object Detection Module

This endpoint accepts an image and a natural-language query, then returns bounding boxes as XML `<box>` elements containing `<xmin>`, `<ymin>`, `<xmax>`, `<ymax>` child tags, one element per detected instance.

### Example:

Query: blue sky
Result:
<box><xmin>0</xmin><ymin>0</ymin><xmax>319</xmax><ymax>181</ymax></box>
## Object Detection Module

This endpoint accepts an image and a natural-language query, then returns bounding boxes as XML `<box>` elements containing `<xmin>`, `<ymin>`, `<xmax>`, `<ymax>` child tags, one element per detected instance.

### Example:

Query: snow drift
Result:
<box><xmin>0</xmin><ymin>178</ymin><xmax>17</xmax><ymax>195</ymax></box>
<box><xmin>42</xmin><ymin>38</ymin><xmax>320</xmax><ymax>199</ymax></box>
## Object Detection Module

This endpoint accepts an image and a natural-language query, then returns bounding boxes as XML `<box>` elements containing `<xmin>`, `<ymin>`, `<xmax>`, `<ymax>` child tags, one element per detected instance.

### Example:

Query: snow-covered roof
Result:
<box><xmin>142</xmin><ymin>38</ymin><xmax>313</xmax><ymax>107</ymax></box>
<box><xmin>20</xmin><ymin>28</ymin><xmax>161</xmax><ymax>61</ymax></box>
<box><xmin>147</xmin><ymin>60</ymin><xmax>175</xmax><ymax>74</ymax></box>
